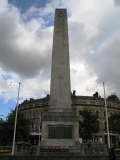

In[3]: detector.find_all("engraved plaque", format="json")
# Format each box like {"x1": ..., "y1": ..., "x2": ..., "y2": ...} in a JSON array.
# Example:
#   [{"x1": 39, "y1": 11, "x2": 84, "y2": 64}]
[{"x1": 48, "y1": 125, "x2": 73, "y2": 139}]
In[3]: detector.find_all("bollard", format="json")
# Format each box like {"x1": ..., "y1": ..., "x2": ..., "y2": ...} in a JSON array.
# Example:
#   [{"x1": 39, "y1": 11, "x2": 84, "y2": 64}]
[
  {"x1": 96, "y1": 144, "x2": 101, "y2": 155},
  {"x1": 36, "y1": 146, "x2": 40, "y2": 155},
  {"x1": 14, "y1": 145, "x2": 17, "y2": 155},
  {"x1": 103, "y1": 145, "x2": 108, "y2": 156},
  {"x1": 20, "y1": 145, "x2": 23, "y2": 155},
  {"x1": 81, "y1": 144, "x2": 85, "y2": 156}
]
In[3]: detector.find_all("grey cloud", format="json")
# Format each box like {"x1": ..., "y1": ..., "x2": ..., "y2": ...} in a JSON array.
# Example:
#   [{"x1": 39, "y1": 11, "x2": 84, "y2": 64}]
[
  {"x1": 113, "y1": 0, "x2": 120, "y2": 6},
  {"x1": 0, "y1": 7, "x2": 52, "y2": 79},
  {"x1": 85, "y1": 32, "x2": 120, "y2": 96},
  {"x1": 69, "y1": 22, "x2": 90, "y2": 61},
  {"x1": 1, "y1": 0, "x2": 120, "y2": 102},
  {"x1": 93, "y1": 10, "x2": 120, "y2": 51}
]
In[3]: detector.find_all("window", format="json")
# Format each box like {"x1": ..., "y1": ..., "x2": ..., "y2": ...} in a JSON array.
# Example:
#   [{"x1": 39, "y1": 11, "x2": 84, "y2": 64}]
[
  {"x1": 95, "y1": 101, "x2": 99, "y2": 105},
  {"x1": 40, "y1": 122, "x2": 42, "y2": 130},
  {"x1": 104, "y1": 121, "x2": 106, "y2": 130},
  {"x1": 78, "y1": 99, "x2": 82, "y2": 104},
  {"x1": 31, "y1": 122, "x2": 34, "y2": 130},
  {"x1": 79, "y1": 110, "x2": 82, "y2": 116},
  {"x1": 26, "y1": 113, "x2": 28, "y2": 118},
  {"x1": 96, "y1": 110, "x2": 99, "y2": 115},
  {"x1": 104, "y1": 111, "x2": 106, "y2": 117},
  {"x1": 87, "y1": 100, "x2": 90, "y2": 104},
  {"x1": 94, "y1": 136, "x2": 98, "y2": 143},
  {"x1": 41, "y1": 112, "x2": 42, "y2": 117},
  {"x1": 39, "y1": 103, "x2": 42, "y2": 106},
  {"x1": 31, "y1": 112, "x2": 35, "y2": 118}
]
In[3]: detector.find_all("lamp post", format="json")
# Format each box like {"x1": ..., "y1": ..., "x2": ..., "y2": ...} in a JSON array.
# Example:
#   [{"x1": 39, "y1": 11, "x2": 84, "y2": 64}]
[
  {"x1": 12, "y1": 82, "x2": 21, "y2": 155},
  {"x1": 37, "y1": 112, "x2": 41, "y2": 155},
  {"x1": 103, "y1": 82, "x2": 110, "y2": 148},
  {"x1": 38, "y1": 112, "x2": 41, "y2": 146}
]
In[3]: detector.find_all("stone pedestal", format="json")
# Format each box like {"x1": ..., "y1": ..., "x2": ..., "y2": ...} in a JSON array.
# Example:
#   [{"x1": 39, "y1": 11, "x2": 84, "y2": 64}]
[{"x1": 41, "y1": 109, "x2": 80, "y2": 151}]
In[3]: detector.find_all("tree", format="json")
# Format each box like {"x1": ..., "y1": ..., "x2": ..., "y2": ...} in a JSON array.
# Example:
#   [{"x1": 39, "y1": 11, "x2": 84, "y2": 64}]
[
  {"x1": 0, "y1": 110, "x2": 31, "y2": 145},
  {"x1": 109, "y1": 113, "x2": 120, "y2": 134},
  {"x1": 0, "y1": 120, "x2": 9, "y2": 146},
  {"x1": 79, "y1": 107, "x2": 100, "y2": 141}
]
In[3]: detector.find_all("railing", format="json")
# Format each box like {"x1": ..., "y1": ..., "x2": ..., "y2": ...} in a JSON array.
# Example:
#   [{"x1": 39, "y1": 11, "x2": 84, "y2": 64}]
[{"x1": 9, "y1": 144, "x2": 113, "y2": 156}]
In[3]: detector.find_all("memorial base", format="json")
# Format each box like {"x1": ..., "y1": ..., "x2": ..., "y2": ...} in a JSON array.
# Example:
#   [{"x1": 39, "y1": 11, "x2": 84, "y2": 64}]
[{"x1": 41, "y1": 109, "x2": 80, "y2": 152}]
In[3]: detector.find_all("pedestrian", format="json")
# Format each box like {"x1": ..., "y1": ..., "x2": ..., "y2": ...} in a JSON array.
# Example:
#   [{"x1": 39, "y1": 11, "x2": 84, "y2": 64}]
[{"x1": 108, "y1": 145, "x2": 116, "y2": 160}]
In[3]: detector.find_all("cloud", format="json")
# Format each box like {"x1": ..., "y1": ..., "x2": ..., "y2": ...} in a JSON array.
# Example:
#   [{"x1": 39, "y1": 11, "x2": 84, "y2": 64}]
[
  {"x1": 113, "y1": 0, "x2": 120, "y2": 6},
  {"x1": 0, "y1": 0, "x2": 54, "y2": 102},
  {"x1": 0, "y1": 69, "x2": 50, "y2": 103},
  {"x1": 0, "y1": 3, "x2": 53, "y2": 78},
  {"x1": 85, "y1": 32, "x2": 120, "y2": 96},
  {"x1": 0, "y1": 0, "x2": 120, "y2": 103},
  {"x1": 63, "y1": 0, "x2": 120, "y2": 97}
]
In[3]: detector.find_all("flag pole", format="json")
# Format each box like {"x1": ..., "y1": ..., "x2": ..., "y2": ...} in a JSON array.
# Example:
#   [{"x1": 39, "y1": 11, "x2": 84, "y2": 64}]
[
  {"x1": 103, "y1": 82, "x2": 110, "y2": 148},
  {"x1": 12, "y1": 82, "x2": 21, "y2": 155}
]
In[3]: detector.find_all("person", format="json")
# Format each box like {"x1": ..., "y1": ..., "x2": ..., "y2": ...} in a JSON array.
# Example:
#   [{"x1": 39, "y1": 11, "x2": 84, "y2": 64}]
[
  {"x1": 29, "y1": 144, "x2": 33, "y2": 155},
  {"x1": 108, "y1": 145, "x2": 116, "y2": 160}
]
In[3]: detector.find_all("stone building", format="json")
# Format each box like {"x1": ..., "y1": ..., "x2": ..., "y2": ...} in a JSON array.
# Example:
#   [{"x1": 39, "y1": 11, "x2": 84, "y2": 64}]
[{"x1": 18, "y1": 91, "x2": 120, "y2": 145}]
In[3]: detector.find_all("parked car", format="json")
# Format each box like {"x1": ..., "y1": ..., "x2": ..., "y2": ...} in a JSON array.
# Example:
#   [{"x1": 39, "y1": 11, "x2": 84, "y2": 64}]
[
  {"x1": 115, "y1": 147, "x2": 120, "y2": 152},
  {"x1": 0, "y1": 149, "x2": 10, "y2": 153}
]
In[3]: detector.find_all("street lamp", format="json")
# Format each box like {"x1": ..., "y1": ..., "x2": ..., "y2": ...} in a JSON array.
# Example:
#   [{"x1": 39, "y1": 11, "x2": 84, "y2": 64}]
[
  {"x1": 38, "y1": 112, "x2": 41, "y2": 146},
  {"x1": 103, "y1": 82, "x2": 110, "y2": 148},
  {"x1": 12, "y1": 82, "x2": 21, "y2": 155},
  {"x1": 36, "y1": 111, "x2": 41, "y2": 155}
]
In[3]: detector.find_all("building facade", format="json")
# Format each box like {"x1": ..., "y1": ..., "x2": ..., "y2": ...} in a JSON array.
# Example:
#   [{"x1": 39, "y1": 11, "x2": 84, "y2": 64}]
[{"x1": 18, "y1": 91, "x2": 120, "y2": 145}]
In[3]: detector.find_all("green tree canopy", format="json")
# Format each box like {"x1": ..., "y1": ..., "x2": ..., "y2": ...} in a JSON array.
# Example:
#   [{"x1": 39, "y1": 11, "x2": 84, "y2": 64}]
[
  {"x1": 79, "y1": 107, "x2": 100, "y2": 141},
  {"x1": 109, "y1": 113, "x2": 120, "y2": 134},
  {"x1": 0, "y1": 120, "x2": 8, "y2": 145},
  {"x1": 0, "y1": 110, "x2": 31, "y2": 145}
]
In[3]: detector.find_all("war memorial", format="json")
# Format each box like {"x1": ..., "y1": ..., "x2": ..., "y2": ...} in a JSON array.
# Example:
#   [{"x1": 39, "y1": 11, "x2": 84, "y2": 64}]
[
  {"x1": 40, "y1": 8, "x2": 80, "y2": 152},
  {"x1": 0, "y1": 8, "x2": 120, "y2": 160}
]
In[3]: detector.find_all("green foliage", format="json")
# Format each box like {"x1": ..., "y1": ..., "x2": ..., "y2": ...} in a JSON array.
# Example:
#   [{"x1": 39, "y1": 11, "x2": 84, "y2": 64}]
[
  {"x1": 0, "y1": 121, "x2": 8, "y2": 145},
  {"x1": 79, "y1": 107, "x2": 100, "y2": 141},
  {"x1": 0, "y1": 110, "x2": 31, "y2": 145},
  {"x1": 109, "y1": 113, "x2": 120, "y2": 134}
]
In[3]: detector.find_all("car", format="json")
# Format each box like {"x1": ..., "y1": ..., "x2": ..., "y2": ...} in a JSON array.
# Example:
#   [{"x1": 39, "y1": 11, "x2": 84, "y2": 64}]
[
  {"x1": 0, "y1": 149, "x2": 10, "y2": 153},
  {"x1": 114, "y1": 146, "x2": 120, "y2": 153}
]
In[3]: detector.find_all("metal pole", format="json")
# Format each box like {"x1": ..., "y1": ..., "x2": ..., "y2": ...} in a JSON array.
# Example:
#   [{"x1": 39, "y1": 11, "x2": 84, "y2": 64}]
[
  {"x1": 38, "y1": 112, "x2": 40, "y2": 146},
  {"x1": 103, "y1": 82, "x2": 110, "y2": 148},
  {"x1": 12, "y1": 82, "x2": 21, "y2": 155}
]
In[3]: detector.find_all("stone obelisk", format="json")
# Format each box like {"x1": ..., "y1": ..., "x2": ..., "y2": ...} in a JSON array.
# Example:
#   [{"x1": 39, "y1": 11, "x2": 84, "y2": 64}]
[
  {"x1": 50, "y1": 9, "x2": 71, "y2": 110},
  {"x1": 41, "y1": 9, "x2": 80, "y2": 152}
]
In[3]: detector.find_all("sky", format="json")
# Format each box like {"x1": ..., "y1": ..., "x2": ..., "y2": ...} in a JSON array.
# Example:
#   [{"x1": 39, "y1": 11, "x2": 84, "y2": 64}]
[{"x1": 0, "y1": 0, "x2": 120, "y2": 119}]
